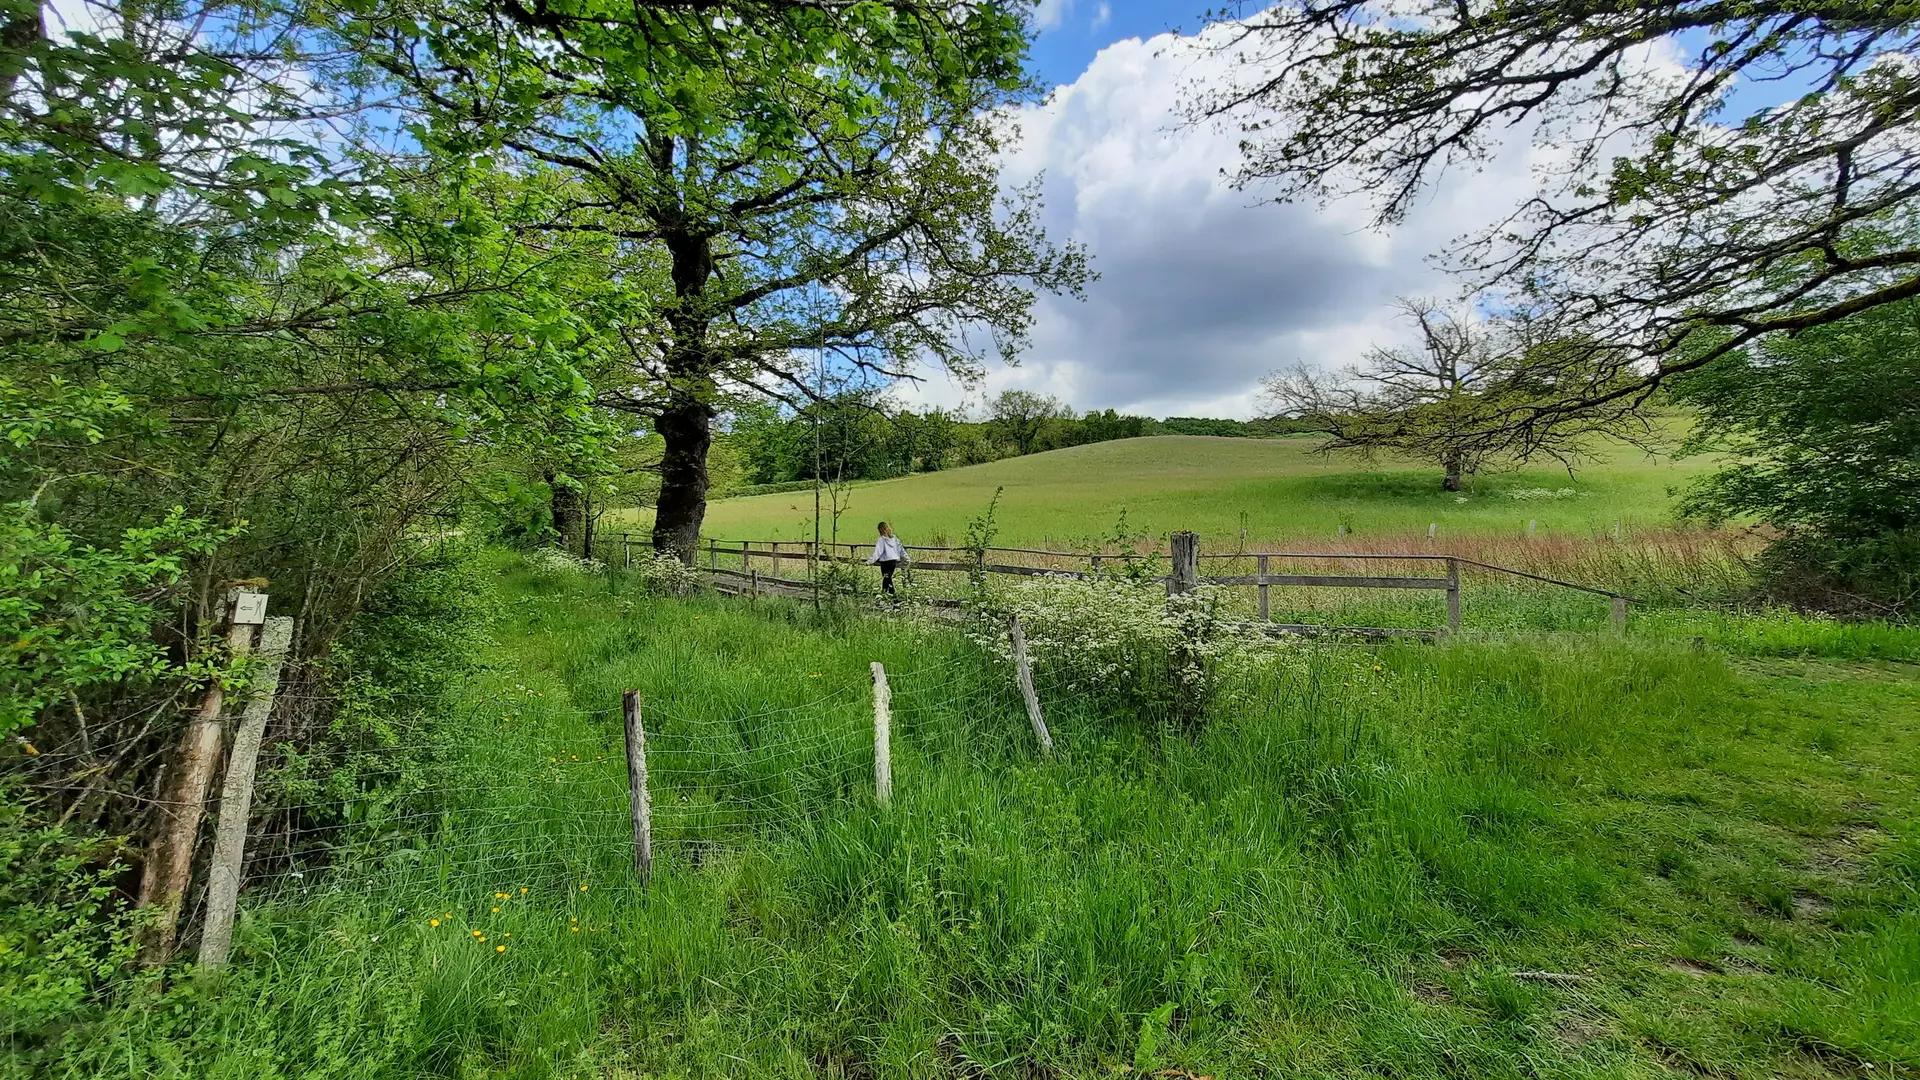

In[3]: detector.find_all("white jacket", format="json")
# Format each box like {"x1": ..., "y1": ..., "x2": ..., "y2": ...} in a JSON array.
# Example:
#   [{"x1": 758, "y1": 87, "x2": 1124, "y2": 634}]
[{"x1": 867, "y1": 535, "x2": 908, "y2": 563}]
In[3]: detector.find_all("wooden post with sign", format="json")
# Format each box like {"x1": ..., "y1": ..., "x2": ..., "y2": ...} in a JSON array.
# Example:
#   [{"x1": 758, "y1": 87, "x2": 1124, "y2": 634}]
[
  {"x1": 200, "y1": 613, "x2": 293, "y2": 969},
  {"x1": 138, "y1": 587, "x2": 265, "y2": 964}
]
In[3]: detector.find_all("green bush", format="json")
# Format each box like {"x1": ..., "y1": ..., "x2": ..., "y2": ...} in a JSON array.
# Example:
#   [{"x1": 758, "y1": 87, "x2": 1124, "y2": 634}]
[{"x1": 0, "y1": 796, "x2": 134, "y2": 1052}]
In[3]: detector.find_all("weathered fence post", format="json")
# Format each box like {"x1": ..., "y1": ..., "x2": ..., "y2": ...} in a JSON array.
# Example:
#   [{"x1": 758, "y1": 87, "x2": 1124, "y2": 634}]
[
  {"x1": 622, "y1": 691, "x2": 652, "y2": 884},
  {"x1": 1446, "y1": 558, "x2": 1462, "y2": 634},
  {"x1": 771, "y1": 542, "x2": 781, "y2": 582},
  {"x1": 749, "y1": 568, "x2": 759, "y2": 600},
  {"x1": 623, "y1": 539, "x2": 632, "y2": 570},
  {"x1": 742, "y1": 542, "x2": 752, "y2": 577},
  {"x1": 1256, "y1": 554, "x2": 1270, "y2": 621},
  {"x1": 1611, "y1": 595, "x2": 1628, "y2": 634},
  {"x1": 1007, "y1": 616, "x2": 1053, "y2": 756},
  {"x1": 708, "y1": 537, "x2": 717, "y2": 571},
  {"x1": 1170, "y1": 531, "x2": 1199, "y2": 595},
  {"x1": 199, "y1": 613, "x2": 293, "y2": 970},
  {"x1": 871, "y1": 663, "x2": 892, "y2": 807},
  {"x1": 137, "y1": 587, "x2": 264, "y2": 965}
]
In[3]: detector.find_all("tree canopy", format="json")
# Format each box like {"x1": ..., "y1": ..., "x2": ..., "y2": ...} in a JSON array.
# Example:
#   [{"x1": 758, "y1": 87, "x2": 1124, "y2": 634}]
[{"x1": 1195, "y1": 0, "x2": 1920, "y2": 441}]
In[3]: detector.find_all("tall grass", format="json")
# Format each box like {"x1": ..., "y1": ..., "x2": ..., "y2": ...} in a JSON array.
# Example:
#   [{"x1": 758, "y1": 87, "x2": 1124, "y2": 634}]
[{"x1": 30, "y1": 558, "x2": 1920, "y2": 1079}]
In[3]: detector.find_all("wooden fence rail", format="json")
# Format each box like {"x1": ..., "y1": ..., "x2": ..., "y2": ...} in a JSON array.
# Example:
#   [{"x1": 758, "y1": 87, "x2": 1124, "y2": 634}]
[{"x1": 601, "y1": 531, "x2": 1634, "y2": 635}]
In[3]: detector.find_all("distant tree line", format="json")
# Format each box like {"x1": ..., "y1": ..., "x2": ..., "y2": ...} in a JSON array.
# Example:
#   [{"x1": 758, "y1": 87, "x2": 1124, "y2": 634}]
[{"x1": 719, "y1": 390, "x2": 1314, "y2": 489}]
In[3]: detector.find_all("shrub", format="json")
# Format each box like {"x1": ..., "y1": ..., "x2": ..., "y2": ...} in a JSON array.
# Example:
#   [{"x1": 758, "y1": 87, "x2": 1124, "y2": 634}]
[
  {"x1": 525, "y1": 546, "x2": 604, "y2": 576},
  {"x1": 974, "y1": 575, "x2": 1289, "y2": 727},
  {"x1": 0, "y1": 796, "x2": 134, "y2": 1051},
  {"x1": 632, "y1": 553, "x2": 704, "y2": 597}
]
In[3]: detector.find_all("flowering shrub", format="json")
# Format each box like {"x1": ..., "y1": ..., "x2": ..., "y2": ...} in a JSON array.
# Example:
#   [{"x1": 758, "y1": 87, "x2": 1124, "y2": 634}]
[
  {"x1": 974, "y1": 575, "x2": 1288, "y2": 727},
  {"x1": 632, "y1": 553, "x2": 703, "y2": 597},
  {"x1": 524, "y1": 546, "x2": 604, "y2": 576}
]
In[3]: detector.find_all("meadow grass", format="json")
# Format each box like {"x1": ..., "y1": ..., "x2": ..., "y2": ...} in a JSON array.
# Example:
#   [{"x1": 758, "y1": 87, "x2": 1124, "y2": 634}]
[
  {"x1": 614, "y1": 435, "x2": 1716, "y2": 550},
  {"x1": 36, "y1": 556, "x2": 1920, "y2": 1079}
]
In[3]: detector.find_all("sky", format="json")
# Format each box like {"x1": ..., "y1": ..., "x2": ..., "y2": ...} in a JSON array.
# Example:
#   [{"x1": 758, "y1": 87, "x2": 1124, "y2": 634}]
[{"x1": 892, "y1": 2, "x2": 1808, "y2": 421}]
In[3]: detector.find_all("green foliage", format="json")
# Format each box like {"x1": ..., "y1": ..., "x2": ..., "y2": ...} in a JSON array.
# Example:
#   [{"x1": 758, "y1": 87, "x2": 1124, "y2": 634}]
[
  {"x1": 266, "y1": 544, "x2": 493, "y2": 831},
  {"x1": 1677, "y1": 299, "x2": 1920, "y2": 613},
  {"x1": 0, "y1": 503, "x2": 229, "y2": 737},
  {"x1": 0, "y1": 795, "x2": 134, "y2": 1051}
]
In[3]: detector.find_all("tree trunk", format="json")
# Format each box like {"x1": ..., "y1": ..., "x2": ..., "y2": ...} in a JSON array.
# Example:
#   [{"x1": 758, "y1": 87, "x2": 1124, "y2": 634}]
[
  {"x1": 1442, "y1": 454, "x2": 1464, "y2": 492},
  {"x1": 547, "y1": 470, "x2": 583, "y2": 552},
  {"x1": 652, "y1": 395, "x2": 712, "y2": 561},
  {"x1": 651, "y1": 222, "x2": 717, "y2": 564}
]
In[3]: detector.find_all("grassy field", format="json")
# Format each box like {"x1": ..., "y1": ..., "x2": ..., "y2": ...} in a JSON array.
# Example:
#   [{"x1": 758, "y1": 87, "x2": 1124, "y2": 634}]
[
  {"x1": 617, "y1": 435, "x2": 1716, "y2": 549},
  {"x1": 42, "y1": 557, "x2": 1920, "y2": 1079}
]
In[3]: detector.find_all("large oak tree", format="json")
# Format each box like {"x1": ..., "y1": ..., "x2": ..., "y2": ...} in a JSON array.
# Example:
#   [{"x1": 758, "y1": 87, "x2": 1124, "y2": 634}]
[{"x1": 345, "y1": 0, "x2": 1090, "y2": 558}]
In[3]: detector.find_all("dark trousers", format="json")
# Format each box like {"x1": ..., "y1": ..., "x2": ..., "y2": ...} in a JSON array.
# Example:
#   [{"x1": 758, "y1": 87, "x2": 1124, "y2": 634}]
[{"x1": 877, "y1": 559, "x2": 899, "y2": 595}]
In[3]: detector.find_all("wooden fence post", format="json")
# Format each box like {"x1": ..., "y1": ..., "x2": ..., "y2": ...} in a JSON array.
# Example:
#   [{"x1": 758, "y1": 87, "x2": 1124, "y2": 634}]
[
  {"x1": 622, "y1": 691, "x2": 652, "y2": 884},
  {"x1": 1256, "y1": 555, "x2": 1270, "y2": 621},
  {"x1": 1008, "y1": 616, "x2": 1053, "y2": 756},
  {"x1": 137, "y1": 588, "x2": 263, "y2": 965},
  {"x1": 871, "y1": 663, "x2": 892, "y2": 807},
  {"x1": 708, "y1": 538, "x2": 717, "y2": 571},
  {"x1": 623, "y1": 540, "x2": 632, "y2": 570},
  {"x1": 1446, "y1": 558, "x2": 1462, "y2": 634},
  {"x1": 199, "y1": 613, "x2": 293, "y2": 970},
  {"x1": 1170, "y1": 531, "x2": 1199, "y2": 595},
  {"x1": 771, "y1": 542, "x2": 781, "y2": 582},
  {"x1": 1611, "y1": 595, "x2": 1628, "y2": 634},
  {"x1": 749, "y1": 568, "x2": 759, "y2": 600}
]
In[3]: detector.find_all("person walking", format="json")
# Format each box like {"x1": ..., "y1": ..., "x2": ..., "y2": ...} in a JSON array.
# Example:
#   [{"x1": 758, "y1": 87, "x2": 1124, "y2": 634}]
[{"x1": 866, "y1": 521, "x2": 908, "y2": 597}]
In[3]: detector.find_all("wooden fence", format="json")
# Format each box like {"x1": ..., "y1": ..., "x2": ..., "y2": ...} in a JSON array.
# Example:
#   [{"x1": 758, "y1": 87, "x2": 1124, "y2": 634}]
[{"x1": 601, "y1": 530, "x2": 1636, "y2": 637}]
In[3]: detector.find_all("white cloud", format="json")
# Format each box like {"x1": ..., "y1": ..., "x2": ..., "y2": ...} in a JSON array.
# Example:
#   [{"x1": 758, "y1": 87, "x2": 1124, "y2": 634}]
[
  {"x1": 1091, "y1": 2, "x2": 1111, "y2": 31},
  {"x1": 902, "y1": 23, "x2": 1670, "y2": 420},
  {"x1": 1032, "y1": 0, "x2": 1072, "y2": 32}
]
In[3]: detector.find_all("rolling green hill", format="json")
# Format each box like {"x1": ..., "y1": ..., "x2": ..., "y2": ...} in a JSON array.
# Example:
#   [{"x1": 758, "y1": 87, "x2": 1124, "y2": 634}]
[{"x1": 619, "y1": 435, "x2": 1713, "y2": 548}]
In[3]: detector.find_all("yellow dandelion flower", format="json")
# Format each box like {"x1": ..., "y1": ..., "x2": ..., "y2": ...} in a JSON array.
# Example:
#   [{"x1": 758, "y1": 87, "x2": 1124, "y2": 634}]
[
  {"x1": 478, "y1": 935, "x2": 487, "y2": 943},
  {"x1": 471, "y1": 930, "x2": 483, "y2": 938},
  {"x1": 570, "y1": 926, "x2": 580, "y2": 933},
  {"x1": 492, "y1": 907, "x2": 501, "y2": 913},
  {"x1": 496, "y1": 945, "x2": 506, "y2": 953},
  {"x1": 503, "y1": 933, "x2": 511, "y2": 938},
  {"x1": 580, "y1": 884, "x2": 589, "y2": 891},
  {"x1": 520, "y1": 887, "x2": 528, "y2": 894},
  {"x1": 495, "y1": 892, "x2": 507, "y2": 899},
  {"x1": 430, "y1": 919, "x2": 441, "y2": 928}
]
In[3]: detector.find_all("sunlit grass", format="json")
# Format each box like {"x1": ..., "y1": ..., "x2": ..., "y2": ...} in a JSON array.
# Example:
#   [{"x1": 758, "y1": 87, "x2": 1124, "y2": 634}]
[
  {"x1": 610, "y1": 434, "x2": 1718, "y2": 551},
  {"x1": 41, "y1": 558, "x2": 1920, "y2": 1079}
]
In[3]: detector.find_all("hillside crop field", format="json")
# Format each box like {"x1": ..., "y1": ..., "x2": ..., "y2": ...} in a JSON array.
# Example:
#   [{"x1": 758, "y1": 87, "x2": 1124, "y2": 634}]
[
  {"x1": 620, "y1": 435, "x2": 1716, "y2": 549},
  {"x1": 42, "y1": 557, "x2": 1920, "y2": 1079}
]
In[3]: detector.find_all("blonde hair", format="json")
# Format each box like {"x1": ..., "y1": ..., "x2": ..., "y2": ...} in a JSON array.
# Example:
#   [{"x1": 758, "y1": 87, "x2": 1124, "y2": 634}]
[{"x1": 877, "y1": 521, "x2": 893, "y2": 536}]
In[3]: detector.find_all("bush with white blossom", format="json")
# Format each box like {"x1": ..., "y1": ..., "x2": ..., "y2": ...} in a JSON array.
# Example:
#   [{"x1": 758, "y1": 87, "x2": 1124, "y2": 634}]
[
  {"x1": 524, "y1": 547, "x2": 603, "y2": 576},
  {"x1": 973, "y1": 574, "x2": 1290, "y2": 726},
  {"x1": 632, "y1": 552, "x2": 704, "y2": 597}
]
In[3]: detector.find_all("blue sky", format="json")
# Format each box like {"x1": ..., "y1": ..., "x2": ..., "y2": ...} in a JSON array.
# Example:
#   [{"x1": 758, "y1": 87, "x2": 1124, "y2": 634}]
[{"x1": 1027, "y1": 0, "x2": 1207, "y2": 89}]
